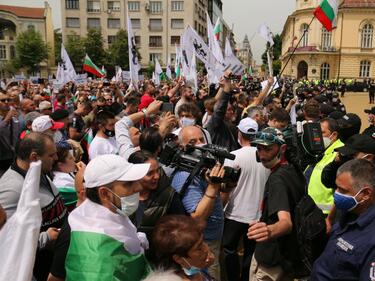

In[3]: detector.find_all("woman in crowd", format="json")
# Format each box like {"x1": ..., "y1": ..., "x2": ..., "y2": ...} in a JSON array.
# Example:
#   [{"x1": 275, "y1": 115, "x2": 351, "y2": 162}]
[{"x1": 152, "y1": 215, "x2": 216, "y2": 281}]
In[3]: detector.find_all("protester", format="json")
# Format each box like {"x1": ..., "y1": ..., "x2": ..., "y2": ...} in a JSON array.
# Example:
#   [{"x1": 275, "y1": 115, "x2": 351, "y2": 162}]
[{"x1": 363, "y1": 106, "x2": 375, "y2": 137}]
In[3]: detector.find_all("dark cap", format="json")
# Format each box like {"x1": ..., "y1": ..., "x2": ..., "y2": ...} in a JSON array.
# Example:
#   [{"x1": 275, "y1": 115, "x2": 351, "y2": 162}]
[
  {"x1": 329, "y1": 111, "x2": 345, "y2": 120},
  {"x1": 364, "y1": 106, "x2": 375, "y2": 115},
  {"x1": 339, "y1": 113, "x2": 361, "y2": 129},
  {"x1": 336, "y1": 134, "x2": 375, "y2": 156},
  {"x1": 51, "y1": 109, "x2": 69, "y2": 121}
]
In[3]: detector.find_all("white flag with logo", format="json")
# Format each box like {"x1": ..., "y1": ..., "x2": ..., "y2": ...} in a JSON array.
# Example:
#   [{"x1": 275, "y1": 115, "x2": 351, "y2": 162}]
[
  {"x1": 127, "y1": 12, "x2": 141, "y2": 88},
  {"x1": 257, "y1": 24, "x2": 274, "y2": 47},
  {"x1": 224, "y1": 37, "x2": 245, "y2": 75},
  {"x1": 61, "y1": 43, "x2": 77, "y2": 82}
]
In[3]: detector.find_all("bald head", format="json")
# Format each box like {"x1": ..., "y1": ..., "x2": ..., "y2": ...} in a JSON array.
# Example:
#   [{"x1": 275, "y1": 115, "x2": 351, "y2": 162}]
[
  {"x1": 21, "y1": 98, "x2": 36, "y2": 113},
  {"x1": 179, "y1": 126, "x2": 206, "y2": 147}
]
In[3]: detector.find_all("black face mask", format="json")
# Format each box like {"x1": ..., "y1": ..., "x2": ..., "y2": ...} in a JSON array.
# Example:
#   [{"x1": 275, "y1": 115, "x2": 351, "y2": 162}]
[{"x1": 104, "y1": 128, "x2": 115, "y2": 137}]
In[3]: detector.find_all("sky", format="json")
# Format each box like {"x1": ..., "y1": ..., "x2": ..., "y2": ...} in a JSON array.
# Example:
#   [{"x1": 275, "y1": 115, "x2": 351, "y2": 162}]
[{"x1": 3, "y1": 0, "x2": 295, "y2": 64}]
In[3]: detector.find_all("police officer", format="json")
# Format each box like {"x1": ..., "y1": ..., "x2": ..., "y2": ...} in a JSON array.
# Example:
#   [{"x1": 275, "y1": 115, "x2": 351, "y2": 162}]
[{"x1": 312, "y1": 159, "x2": 375, "y2": 280}]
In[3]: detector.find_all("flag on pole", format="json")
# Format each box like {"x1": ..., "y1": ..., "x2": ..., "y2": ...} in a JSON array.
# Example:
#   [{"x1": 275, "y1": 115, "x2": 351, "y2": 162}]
[
  {"x1": 186, "y1": 53, "x2": 197, "y2": 92},
  {"x1": 83, "y1": 54, "x2": 106, "y2": 77},
  {"x1": 224, "y1": 37, "x2": 245, "y2": 75},
  {"x1": 257, "y1": 24, "x2": 274, "y2": 47},
  {"x1": 0, "y1": 161, "x2": 42, "y2": 281},
  {"x1": 61, "y1": 43, "x2": 77, "y2": 82},
  {"x1": 314, "y1": 0, "x2": 338, "y2": 31},
  {"x1": 101, "y1": 65, "x2": 107, "y2": 77},
  {"x1": 214, "y1": 17, "x2": 222, "y2": 41},
  {"x1": 267, "y1": 50, "x2": 273, "y2": 77},
  {"x1": 115, "y1": 67, "x2": 123, "y2": 83},
  {"x1": 207, "y1": 12, "x2": 224, "y2": 62},
  {"x1": 249, "y1": 65, "x2": 254, "y2": 76},
  {"x1": 154, "y1": 58, "x2": 163, "y2": 86},
  {"x1": 166, "y1": 55, "x2": 172, "y2": 80},
  {"x1": 127, "y1": 12, "x2": 141, "y2": 88}
]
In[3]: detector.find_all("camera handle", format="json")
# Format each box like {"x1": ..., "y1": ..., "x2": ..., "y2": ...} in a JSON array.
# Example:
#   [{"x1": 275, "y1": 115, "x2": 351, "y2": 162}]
[{"x1": 179, "y1": 159, "x2": 206, "y2": 199}]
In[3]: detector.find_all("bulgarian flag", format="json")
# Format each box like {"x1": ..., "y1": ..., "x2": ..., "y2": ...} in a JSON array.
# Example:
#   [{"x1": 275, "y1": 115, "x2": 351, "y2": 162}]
[
  {"x1": 214, "y1": 18, "x2": 222, "y2": 41},
  {"x1": 65, "y1": 199, "x2": 150, "y2": 281},
  {"x1": 314, "y1": 0, "x2": 338, "y2": 31},
  {"x1": 83, "y1": 54, "x2": 106, "y2": 77}
]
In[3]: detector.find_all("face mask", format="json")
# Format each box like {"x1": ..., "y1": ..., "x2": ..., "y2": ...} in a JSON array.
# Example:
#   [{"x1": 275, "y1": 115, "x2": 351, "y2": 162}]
[
  {"x1": 182, "y1": 258, "x2": 202, "y2": 277},
  {"x1": 180, "y1": 117, "x2": 196, "y2": 127},
  {"x1": 333, "y1": 189, "x2": 364, "y2": 211},
  {"x1": 323, "y1": 133, "x2": 333, "y2": 149},
  {"x1": 107, "y1": 188, "x2": 140, "y2": 217},
  {"x1": 104, "y1": 128, "x2": 115, "y2": 137}
]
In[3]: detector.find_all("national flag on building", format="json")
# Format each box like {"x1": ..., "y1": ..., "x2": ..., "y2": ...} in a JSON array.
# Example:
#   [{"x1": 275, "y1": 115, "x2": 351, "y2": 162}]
[
  {"x1": 314, "y1": 0, "x2": 338, "y2": 31},
  {"x1": 83, "y1": 55, "x2": 106, "y2": 77}
]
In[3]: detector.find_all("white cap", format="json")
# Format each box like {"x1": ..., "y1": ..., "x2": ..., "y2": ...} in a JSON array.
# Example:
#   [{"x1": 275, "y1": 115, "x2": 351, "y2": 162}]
[
  {"x1": 32, "y1": 115, "x2": 64, "y2": 132},
  {"x1": 237, "y1": 117, "x2": 258, "y2": 134},
  {"x1": 84, "y1": 154, "x2": 151, "y2": 188},
  {"x1": 39, "y1": 101, "x2": 52, "y2": 111}
]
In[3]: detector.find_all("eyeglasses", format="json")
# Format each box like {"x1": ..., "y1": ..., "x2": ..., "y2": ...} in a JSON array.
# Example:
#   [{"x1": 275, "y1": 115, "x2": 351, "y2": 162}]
[{"x1": 255, "y1": 132, "x2": 284, "y2": 144}]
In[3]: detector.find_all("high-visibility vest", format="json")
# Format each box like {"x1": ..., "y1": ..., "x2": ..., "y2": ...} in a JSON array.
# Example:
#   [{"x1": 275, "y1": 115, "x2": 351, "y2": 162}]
[{"x1": 307, "y1": 139, "x2": 344, "y2": 214}]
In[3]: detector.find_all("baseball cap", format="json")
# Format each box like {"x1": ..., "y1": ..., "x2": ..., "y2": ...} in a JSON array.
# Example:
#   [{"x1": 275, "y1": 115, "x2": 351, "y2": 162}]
[
  {"x1": 51, "y1": 109, "x2": 69, "y2": 121},
  {"x1": 237, "y1": 117, "x2": 258, "y2": 135},
  {"x1": 251, "y1": 127, "x2": 285, "y2": 146},
  {"x1": 39, "y1": 101, "x2": 52, "y2": 111},
  {"x1": 32, "y1": 115, "x2": 64, "y2": 132},
  {"x1": 84, "y1": 154, "x2": 151, "y2": 188},
  {"x1": 364, "y1": 106, "x2": 375, "y2": 115},
  {"x1": 336, "y1": 134, "x2": 375, "y2": 156},
  {"x1": 24, "y1": 111, "x2": 42, "y2": 124}
]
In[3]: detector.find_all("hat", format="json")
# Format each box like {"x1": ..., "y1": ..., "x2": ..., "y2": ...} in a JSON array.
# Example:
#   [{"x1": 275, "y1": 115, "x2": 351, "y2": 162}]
[
  {"x1": 24, "y1": 111, "x2": 42, "y2": 124},
  {"x1": 329, "y1": 111, "x2": 345, "y2": 120},
  {"x1": 237, "y1": 117, "x2": 258, "y2": 135},
  {"x1": 339, "y1": 113, "x2": 361, "y2": 129},
  {"x1": 84, "y1": 154, "x2": 151, "y2": 188},
  {"x1": 32, "y1": 115, "x2": 64, "y2": 132},
  {"x1": 336, "y1": 134, "x2": 375, "y2": 156},
  {"x1": 51, "y1": 109, "x2": 69, "y2": 121},
  {"x1": 364, "y1": 106, "x2": 375, "y2": 115},
  {"x1": 251, "y1": 127, "x2": 285, "y2": 146},
  {"x1": 39, "y1": 101, "x2": 52, "y2": 111}
]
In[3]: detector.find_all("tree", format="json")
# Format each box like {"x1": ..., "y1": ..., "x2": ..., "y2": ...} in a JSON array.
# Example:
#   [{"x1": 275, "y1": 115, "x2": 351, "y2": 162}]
[
  {"x1": 107, "y1": 29, "x2": 129, "y2": 69},
  {"x1": 14, "y1": 28, "x2": 49, "y2": 74},
  {"x1": 84, "y1": 29, "x2": 107, "y2": 66},
  {"x1": 54, "y1": 29, "x2": 62, "y2": 65},
  {"x1": 65, "y1": 32, "x2": 85, "y2": 68},
  {"x1": 261, "y1": 34, "x2": 282, "y2": 76}
]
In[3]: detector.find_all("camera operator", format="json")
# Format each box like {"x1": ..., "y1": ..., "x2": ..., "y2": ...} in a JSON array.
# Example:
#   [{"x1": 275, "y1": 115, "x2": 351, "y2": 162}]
[{"x1": 171, "y1": 125, "x2": 225, "y2": 280}]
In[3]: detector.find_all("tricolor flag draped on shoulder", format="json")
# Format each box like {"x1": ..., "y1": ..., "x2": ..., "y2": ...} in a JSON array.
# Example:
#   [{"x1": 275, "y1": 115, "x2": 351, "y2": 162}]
[{"x1": 314, "y1": 0, "x2": 338, "y2": 31}]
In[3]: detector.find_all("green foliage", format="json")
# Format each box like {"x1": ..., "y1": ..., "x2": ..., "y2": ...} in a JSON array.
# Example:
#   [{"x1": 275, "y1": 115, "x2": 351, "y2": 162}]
[
  {"x1": 14, "y1": 28, "x2": 49, "y2": 74},
  {"x1": 145, "y1": 62, "x2": 154, "y2": 78},
  {"x1": 84, "y1": 29, "x2": 107, "y2": 66},
  {"x1": 65, "y1": 32, "x2": 85, "y2": 67},
  {"x1": 107, "y1": 29, "x2": 129, "y2": 69},
  {"x1": 54, "y1": 29, "x2": 62, "y2": 64}
]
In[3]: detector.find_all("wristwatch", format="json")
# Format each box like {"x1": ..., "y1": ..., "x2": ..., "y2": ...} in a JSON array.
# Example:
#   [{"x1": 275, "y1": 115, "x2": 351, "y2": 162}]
[{"x1": 141, "y1": 108, "x2": 148, "y2": 118}]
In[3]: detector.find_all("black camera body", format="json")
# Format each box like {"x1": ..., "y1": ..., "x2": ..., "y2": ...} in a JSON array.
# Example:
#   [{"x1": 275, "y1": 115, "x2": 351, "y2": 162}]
[{"x1": 159, "y1": 142, "x2": 241, "y2": 184}]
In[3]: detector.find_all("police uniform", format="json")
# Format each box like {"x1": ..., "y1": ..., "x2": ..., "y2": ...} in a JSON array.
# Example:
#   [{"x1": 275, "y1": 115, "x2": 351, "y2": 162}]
[{"x1": 311, "y1": 204, "x2": 375, "y2": 280}]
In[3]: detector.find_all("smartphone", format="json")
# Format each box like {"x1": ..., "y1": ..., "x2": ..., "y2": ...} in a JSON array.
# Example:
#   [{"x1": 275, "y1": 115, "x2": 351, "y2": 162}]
[{"x1": 160, "y1": 102, "x2": 174, "y2": 112}]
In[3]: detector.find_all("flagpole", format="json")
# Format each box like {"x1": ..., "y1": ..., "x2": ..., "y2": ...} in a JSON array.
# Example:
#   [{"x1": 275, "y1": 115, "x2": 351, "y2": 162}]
[{"x1": 269, "y1": 16, "x2": 315, "y2": 93}]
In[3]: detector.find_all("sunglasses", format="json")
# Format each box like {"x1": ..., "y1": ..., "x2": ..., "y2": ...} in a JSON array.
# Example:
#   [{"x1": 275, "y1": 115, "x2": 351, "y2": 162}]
[{"x1": 255, "y1": 132, "x2": 284, "y2": 144}]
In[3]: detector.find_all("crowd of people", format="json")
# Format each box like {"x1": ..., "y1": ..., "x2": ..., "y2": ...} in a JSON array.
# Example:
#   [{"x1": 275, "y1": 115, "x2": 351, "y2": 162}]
[{"x1": 0, "y1": 70, "x2": 375, "y2": 281}]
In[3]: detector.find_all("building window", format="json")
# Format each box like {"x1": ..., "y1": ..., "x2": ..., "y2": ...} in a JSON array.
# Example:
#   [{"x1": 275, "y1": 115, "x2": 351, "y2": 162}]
[
  {"x1": 0, "y1": 45, "x2": 6, "y2": 59},
  {"x1": 108, "y1": 18, "x2": 120, "y2": 29},
  {"x1": 107, "y1": 1, "x2": 120, "y2": 11},
  {"x1": 66, "y1": 0, "x2": 79, "y2": 9},
  {"x1": 149, "y1": 53, "x2": 162, "y2": 62},
  {"x1": 66, "y1": 18, "x2": 80, "y2": 28},
  {"x1": 87, "y1": 18, "x2": 101, "y2": 29},
  {"x1": 87, "y1": 1, "x2": 101, "y2": 12},
  {"x1": 320, "y1": 63, "x2": 330, "y2": 80},
  {"x1": 360, "y1": 60, "x2": 371, "y2": 77},
  {"x1": 170, "y1": 36, "x2": 180, "y2": 45},
  {"x1": 171, "y1": 19, "x2": 184, "y2": 29},
  {"x1": 150, "y1": 1, "x2": 162, "y2": 14},
  {"x1": 128, "y1": 1, "x2": 140, "y2": 11},
  {"x1": 361, "y1": 24, "x2": 373, "y2": 49},
  {"x1": 149, "y1": 19, "x2": 162, "y2": 31},
  {"x1": 108, "y1": 35, "x2": 117, "y2": 44},
  {"x1": 131, "y1": 18, "x2": 141, "y2": 29},
  {"x1": 301, "y1": 23, "x2": 309, "y2": 47},
  {"x1": 135, "y1": 36, "x2": 141, "y2": 45},
  {"x1": 149, "y1": 36, "x2": 162, "y2": 47},
  {"x1": 171, "y1": 1, "x2": 184, "y2": 11},
  {"x1": 321, "y1": 28, "x2": 331, "y2": 49}
]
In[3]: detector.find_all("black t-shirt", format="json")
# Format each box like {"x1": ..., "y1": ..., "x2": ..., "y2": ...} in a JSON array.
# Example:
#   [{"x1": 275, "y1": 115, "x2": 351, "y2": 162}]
[
  {"x1": 69, "y1": 113, "x2": 85, "y2": 133},
  {"x1": 254, "y1": 163, "x2": 305, "y2": 272}
]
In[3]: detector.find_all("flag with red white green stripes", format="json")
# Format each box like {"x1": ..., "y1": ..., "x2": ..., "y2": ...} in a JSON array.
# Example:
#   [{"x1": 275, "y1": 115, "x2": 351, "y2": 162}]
[
  {"x1": 314, "y1": 0, "x2": 338, "y2": 31},
  {"x1": 83, "y1": 54, "x2": 106, "y2": 77}
]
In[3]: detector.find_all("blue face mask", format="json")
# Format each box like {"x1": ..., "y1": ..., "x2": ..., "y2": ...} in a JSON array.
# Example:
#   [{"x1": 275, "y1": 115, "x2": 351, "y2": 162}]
[
  {"x1": 333, "y1": 189, "x2": 364, "y2": 211},
  {"x1": 182, "y1": 258, "x2": 202, "y2": 277}
]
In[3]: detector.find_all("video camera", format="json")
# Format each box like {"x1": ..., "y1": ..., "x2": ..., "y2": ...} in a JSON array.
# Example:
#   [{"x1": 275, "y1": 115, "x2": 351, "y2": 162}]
[{"x1": 159, "y1": 142, "x2": 241, "y2": 184}]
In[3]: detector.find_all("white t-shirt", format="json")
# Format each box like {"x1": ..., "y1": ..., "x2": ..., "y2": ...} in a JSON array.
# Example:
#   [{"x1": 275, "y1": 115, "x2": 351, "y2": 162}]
[
  {"x1": 224, "y1": 146, "x2": 270, "y2": 224},
  {"x1": 89, "y1": 135, "x2": 119, "y2": 160}
]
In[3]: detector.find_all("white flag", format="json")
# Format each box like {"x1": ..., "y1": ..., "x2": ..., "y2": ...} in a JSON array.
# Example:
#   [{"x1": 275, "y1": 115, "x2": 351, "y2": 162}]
[
  {"x1": 207, "y1": 13, "x2": 224, "y2": 63},
  {"x1": 61, "y1": 43, "x2": 77, "y2": 82},
  {"x1": 186, "y1": 53, "x2": 197, "y2": 92},
  {"x1": 257, "y1": 24, "x2": 274, "y2": 46},
  {"x1": 154, "y1": 58, "x2": 163, "y2": 86},
  {"x1": 115, "y1": 66, "x2": 123, "y2": 83},
  {"x1": 224, "y1": 37, "x2": 245, "y2": 75},
  {"x1": 166, "y1": 55, "x2": 172, "y2": 80},
  {"x1": 0, "y1": 161, "x2": 42, "y2": 281},
  {"x1": 127, "y1": 12, "x2": 140, "y2": 88}
]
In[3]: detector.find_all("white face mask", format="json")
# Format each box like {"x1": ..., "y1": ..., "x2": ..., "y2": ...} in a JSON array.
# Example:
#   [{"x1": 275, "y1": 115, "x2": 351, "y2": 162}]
[
  {"x1": 107, "y1": 188, "x2": 140, "y2": 217},
  {"x1": 323, "y1": 133, "x2": 333, "y2": 149},
  {"x1": 180, "y1": 117, "x2": 196, "y2": 127}
]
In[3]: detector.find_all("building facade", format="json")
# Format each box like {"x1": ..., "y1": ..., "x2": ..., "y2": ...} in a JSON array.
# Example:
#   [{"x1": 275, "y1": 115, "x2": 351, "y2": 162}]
[
  {"x1": 281, "y1": 0, "x2": 375, "y2": 80},
  {"x1": 0, "y1": 3, "x2": 55, "y2": 78},
  {"x1": 237, "y1": 34, "x2": 254, "y2": 69},
  {"x1": 61, "y1": 0, "x2": 215, "y2": 68}
]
